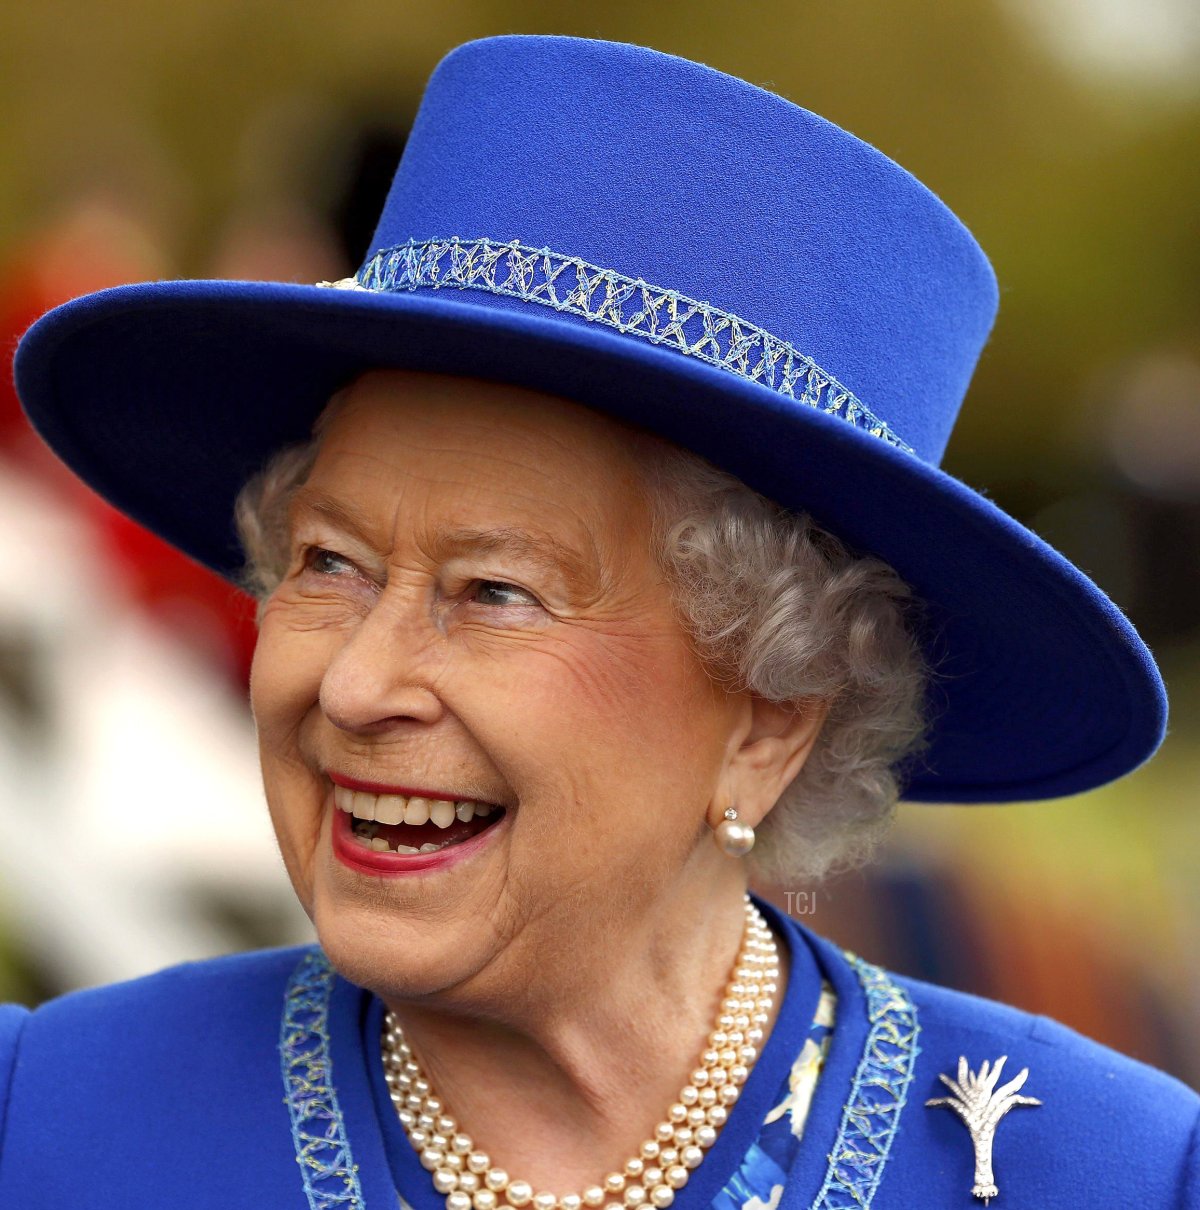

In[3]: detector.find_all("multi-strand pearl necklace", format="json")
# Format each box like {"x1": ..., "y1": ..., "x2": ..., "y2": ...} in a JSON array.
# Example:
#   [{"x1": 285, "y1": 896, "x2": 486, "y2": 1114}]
[{"x1": 382, "y1": 895, "x2": 779, "y2": 1210}]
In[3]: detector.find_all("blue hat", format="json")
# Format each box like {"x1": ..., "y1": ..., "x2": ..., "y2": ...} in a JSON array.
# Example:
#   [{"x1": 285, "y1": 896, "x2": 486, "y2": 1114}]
[{"x1": 12, "y1": 34, "x2": 1165, "y2": 803}]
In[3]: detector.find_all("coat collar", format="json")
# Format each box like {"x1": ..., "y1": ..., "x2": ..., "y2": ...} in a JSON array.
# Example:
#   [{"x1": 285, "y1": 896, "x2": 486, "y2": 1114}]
[{"x1": 278, "y1": 897, "x2": 920, "y2": 1210}]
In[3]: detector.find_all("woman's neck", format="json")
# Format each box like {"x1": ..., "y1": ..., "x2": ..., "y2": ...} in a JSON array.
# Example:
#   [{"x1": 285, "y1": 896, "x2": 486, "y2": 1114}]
[{"x1": 380, "y1": 885, "x2": 791, "y2": 1194}]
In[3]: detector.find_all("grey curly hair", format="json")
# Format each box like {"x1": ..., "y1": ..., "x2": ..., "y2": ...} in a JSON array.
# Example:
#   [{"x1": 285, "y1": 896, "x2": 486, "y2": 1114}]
[{"x1": 235, "y1": 396, "x2": 929, "y2": 884}]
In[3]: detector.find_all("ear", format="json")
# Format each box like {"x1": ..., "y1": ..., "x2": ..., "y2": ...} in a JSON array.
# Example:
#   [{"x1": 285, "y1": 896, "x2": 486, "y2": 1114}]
[{"x1": 710, "y1": 695, "x2": 828, "y2": 828}]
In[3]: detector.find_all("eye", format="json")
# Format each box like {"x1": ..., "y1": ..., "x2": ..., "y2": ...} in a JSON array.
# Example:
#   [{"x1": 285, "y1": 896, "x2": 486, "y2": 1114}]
[
  {"x1": 472, "y1": 580, "x2": 540, "y2": 607},
  {"x1": 302, "y1": 546, "x2": 359, "y2": 577}
]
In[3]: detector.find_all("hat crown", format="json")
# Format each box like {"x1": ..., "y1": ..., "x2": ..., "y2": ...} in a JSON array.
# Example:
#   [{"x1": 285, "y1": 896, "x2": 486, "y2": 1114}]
[{"x1": 368, "y1": 35, "x2": 998, "y2": 464}]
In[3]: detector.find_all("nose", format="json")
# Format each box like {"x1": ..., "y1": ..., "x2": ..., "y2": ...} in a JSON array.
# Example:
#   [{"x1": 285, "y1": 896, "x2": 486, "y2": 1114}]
[{"x1": 319, "y1": 593, "x2": 445, "y2": 735}]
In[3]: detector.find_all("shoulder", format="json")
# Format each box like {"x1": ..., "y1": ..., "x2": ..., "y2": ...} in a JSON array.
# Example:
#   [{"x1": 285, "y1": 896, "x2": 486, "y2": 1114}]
[
  {"x1": 15, "y1": 943, "x2": 310, "y2": 1031},
  {"x1": 0, "y1": 946, "x2": 320, "y2": 1205},
  {"x1": 2, "y1": 945, "x2": 312, "y2": 1074},
  {"x1": 888, "y1": 968, "x2": 1200, "y2": 1207},
  {"x1": 0, "y1": 1004, "x2": 29, "y2": 1152},
  {"x1": 900, "y1": 968, "x2": 1199, "y2": 1117},
  {"x1": 2, "y1": 944, "x2": 314, "y2": 1091},
  {"x1": 786, "y1": 916, "x2": 1199, "y2": 1207}
]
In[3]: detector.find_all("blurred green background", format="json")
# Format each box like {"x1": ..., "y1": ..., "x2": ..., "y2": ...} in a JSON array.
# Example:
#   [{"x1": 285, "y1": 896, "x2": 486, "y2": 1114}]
[{"x1": 1, "y1": 1, "x2": 1197, "y2": 1085}]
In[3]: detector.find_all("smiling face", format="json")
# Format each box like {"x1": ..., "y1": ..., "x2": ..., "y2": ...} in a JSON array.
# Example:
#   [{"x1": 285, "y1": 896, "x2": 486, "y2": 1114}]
[{"x1": 251, "y1": 369, "x2": 753, "y2": 1003}]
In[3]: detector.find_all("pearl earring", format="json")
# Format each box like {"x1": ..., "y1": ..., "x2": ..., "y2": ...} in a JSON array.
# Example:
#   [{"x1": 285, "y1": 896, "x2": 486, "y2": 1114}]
[{"x1": 713, "y1": 805, "x2": 755, "y2": 857}]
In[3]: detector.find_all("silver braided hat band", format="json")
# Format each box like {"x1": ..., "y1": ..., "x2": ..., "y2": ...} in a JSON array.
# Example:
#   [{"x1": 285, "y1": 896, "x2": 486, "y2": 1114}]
[{"x1": 319, "y1": 236, "x2": 914, "y2": 455}]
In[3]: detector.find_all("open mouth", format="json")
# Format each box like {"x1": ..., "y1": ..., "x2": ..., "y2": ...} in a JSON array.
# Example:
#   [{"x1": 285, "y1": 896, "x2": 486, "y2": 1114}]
[{"x1": 333, "y1": 785, "x2": 506, "y2": 855}]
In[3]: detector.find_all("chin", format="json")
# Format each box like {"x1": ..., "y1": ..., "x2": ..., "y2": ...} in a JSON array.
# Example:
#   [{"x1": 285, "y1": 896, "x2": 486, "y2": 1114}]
[{"x1": 310, "y1": 892, "x2": 487, "y2": 1002}]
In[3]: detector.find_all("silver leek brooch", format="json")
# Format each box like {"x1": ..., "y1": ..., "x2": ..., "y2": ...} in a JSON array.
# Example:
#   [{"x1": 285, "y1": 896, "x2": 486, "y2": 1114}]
[{"x1": 926, "y1": 1055, "x2": 1042, "y2": 1204}]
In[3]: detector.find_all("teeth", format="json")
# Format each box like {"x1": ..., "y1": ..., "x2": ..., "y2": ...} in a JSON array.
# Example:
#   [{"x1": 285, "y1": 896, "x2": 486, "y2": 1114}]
[
  {"x1": 349, "y1": 826, "x2": 465, "y2": 856},
  {"x1": 429, "y1": 800, "x2": 455, "y2": 829},
  {"x1": 375, "y1": 795, "x2": 405, "y2": 825},
  {"x1": 404, "y1": 798, "x2": 430, "y2": 825},
  {"x1": 333, "y1": 784, "x2": 501, "y2": 824}
]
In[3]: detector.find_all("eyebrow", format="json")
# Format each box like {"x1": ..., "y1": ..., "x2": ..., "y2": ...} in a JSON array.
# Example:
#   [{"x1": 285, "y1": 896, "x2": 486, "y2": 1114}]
[
  {"x1": 289, "y1": 487, "x2": 594, "y2": 584},
  {"x1": 434, "y1": 525, "x2": 594, "y2": 585},
  {"x1": 289, "y1": 487, "x2": 381, "y2": 549}
]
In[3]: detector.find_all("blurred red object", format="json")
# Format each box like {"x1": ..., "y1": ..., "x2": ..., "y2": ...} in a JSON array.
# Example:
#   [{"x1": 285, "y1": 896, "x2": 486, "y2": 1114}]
[{"x1": 1, "y1": 200, "x2": 258, "y2": 687}]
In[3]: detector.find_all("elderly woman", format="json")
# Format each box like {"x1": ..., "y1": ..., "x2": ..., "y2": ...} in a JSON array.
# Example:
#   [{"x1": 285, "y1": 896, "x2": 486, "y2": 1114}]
[{"x1": 2, "y1": 34, "x2": 1197, "y2": 1210}]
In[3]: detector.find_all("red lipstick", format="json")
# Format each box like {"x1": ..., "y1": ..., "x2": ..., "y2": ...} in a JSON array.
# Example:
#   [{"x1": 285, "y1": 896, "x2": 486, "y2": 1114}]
[{"x1": 330, "y1": 807, "x2": 504, "y2": 876}]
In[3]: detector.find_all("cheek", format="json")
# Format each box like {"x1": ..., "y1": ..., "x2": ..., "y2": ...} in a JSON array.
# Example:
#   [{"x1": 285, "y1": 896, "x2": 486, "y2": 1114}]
[
  {"x1": 453, "y1": 623, "x2": 724, "y2": 824},
  {"x1": 249, "y1": 598, "x2": 339, "y2": 741},
  {"x1": 249, "y1": 606, "x2": 339, "y2": 874},
  {"x1": 559, "y1": 621, "x2": 723, "y2": 751}
]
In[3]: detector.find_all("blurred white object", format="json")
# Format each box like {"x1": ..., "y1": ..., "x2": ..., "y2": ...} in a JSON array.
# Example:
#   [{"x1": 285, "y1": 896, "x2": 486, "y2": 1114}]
[
  {"x1": 1104, "y1": 353, "x2": 1200, "y2": 500},
  {"x1": 0, "y1": 461, "x2": 312, "y2": 993},
  {"x1": 1004, "y1": 0, "x2": 1200, "y2": 88}
]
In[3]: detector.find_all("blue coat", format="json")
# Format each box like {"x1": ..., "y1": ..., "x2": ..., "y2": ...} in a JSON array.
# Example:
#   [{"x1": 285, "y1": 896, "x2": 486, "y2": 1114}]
[{"x1": 1, "y1": 896, "x2": 1196, "y2": 1208}]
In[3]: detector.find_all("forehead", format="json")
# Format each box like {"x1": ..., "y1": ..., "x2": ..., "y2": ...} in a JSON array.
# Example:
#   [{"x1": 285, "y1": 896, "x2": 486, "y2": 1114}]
[{"x1": 298, "y1": 369, "x2": 655, "y2": 552}]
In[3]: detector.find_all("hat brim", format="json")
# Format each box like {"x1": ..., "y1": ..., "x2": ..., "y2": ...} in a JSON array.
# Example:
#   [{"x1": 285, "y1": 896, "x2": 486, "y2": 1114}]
[{"x1": 14, "y1": 278, "x2": 1166, "y2": 803}]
